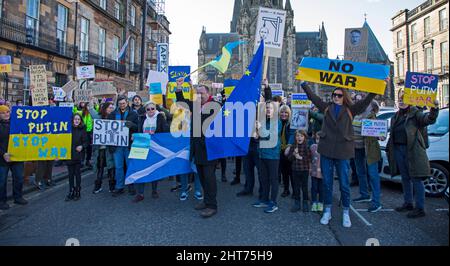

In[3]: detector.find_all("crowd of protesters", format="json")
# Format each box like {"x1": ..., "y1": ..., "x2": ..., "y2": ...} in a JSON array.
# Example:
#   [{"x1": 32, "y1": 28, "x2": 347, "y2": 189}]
[{"x1": 0, "y1": 74, "x2": 440, "y2": 227}]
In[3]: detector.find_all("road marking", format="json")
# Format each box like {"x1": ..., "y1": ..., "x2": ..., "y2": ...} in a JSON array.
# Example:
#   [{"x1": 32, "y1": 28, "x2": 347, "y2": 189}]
[
  {"x1": 350, "y1": 205, "x2": 372, "y2": 226},
  {"x1": 435, "y1": 208, "x2": 449, "y2": 212},
  {"x1": 355, "y1": 209, "x2": 395, "y2": 212}
]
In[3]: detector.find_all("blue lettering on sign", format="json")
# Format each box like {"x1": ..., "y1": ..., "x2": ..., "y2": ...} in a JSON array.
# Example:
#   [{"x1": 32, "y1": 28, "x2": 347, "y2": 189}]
[
  {"x1": 13, "y1": 136, "x2": 19, "y2": 147},
  {"x1": 38, "y1": 148, "x2": 48, "y2": 158},
  {"x1": 60, "y1": 148, "x2": 67, "y2": 158},
  {"x1": 50, "y1": 147, "x2": 58, "y2": 157},
  {"x1": 32, "y1": 136, "x2": 40, "y2": 146}
]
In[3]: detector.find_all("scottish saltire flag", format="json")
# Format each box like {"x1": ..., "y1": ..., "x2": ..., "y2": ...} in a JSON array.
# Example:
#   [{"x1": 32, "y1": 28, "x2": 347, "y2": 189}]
[
  {"x1": 199, "y1": 41, "x2": 245, "y2": 73},
  {"x1": 125, "y1": 133, "x2": 193, "y2": 185},
  {"x1": 205, "y1": 41, "x2": 264, "y2": 161},
  {"x1": 117, "y1": 36, "x2": 131, "y2": 63}
]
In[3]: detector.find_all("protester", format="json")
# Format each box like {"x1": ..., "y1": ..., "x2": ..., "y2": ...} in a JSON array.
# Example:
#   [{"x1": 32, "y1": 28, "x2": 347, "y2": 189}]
[
  {"x1": 0, "y1": 105, "x2": 28, "y2": 210},
  {"x1": 253, "y1": 100, "x2": 282, "y2": 213},
  {"x1": 133, "y1": 101, "x2": 169, "y2": 203},
  {"x1": 387, "y1": 89, "x2": 439, "y2": 218},
  {"x1": 310, "y1": 132, "x2": 323, "y2": 212},
  {"x1": 230, "y1": 157, "x2": 242, "y2": 186},
  {"x1": 175, "y1": 77, "x2": 218, "y2": 218},
  {"x1": 279, "y1": 105, "x2": 295, "y2": 197},
  {"x1": 285, "y1": 130, "x2": 312, "y2": 212},
  {"x1": 15, "y1": 99, "x2": 23, "y2": 106},
  {"x1": 91, "y1": 101, "x2": 116, "y2": 194},
  {"x1": 301, "y1": 81, "x2": 376, "y2": 228},
  {"x1": 65, "y1": 114, "x2": 88, "y2": 201},
  {"x1": 109, "y1": 95, "x2": 139, "y2": 197},
  {"x1": 74, "y1": 102, "x2": 94, "y2": 168}
]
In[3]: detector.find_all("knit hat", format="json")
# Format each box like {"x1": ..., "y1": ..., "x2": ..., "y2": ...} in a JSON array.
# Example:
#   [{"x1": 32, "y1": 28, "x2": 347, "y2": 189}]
[{"x1": 0, "y1": 105, "x2": 10, "y2": 113}]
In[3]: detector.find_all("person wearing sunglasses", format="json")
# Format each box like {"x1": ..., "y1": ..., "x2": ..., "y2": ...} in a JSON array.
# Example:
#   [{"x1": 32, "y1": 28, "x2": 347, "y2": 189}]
[
  {"x1": 300, "y1": 81, "x2": 376, "y2": 228},
  {"x1": 132, "y1": 102, "x2": 170, "y2": 203}
]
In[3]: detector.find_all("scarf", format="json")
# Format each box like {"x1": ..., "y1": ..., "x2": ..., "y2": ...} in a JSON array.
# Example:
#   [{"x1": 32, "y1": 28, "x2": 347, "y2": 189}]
[{"x1": 143, "y1": 111, "x2": 160, "y2": 134}]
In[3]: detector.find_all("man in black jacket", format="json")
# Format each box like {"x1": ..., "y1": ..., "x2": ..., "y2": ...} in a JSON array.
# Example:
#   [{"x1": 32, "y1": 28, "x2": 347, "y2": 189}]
[
  {"x1": 108, "y1": 95, "x2": 139, "y2": 197},
  {"x1": 175, "y1": 77, "x2": 219, "y2": 218},
  {"x1": 0, "y1": 105, "x2": 28, "y2": 210}
]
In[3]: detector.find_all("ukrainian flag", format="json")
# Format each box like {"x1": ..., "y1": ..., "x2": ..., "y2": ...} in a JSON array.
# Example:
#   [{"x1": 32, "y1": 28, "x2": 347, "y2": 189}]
[{"x1": 200, "y1": 41, "x2": 245, "y2": 74}]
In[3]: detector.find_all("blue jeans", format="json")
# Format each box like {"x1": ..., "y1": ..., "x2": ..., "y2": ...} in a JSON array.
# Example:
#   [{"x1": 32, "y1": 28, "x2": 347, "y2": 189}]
[
  {"x1": 321, "y1": 155, "x2": 350, "y2": 210},
  {"x1": 113, "y1": 147, "x2": 130, "y2": 190},
  {"x1": 243, "y1": 147, "x2": 260, "y2": 195},
  {"x1": 180, "y1": 172, "x2": 202, "y2": 194},
  {"x1": 394, "y1": 144, "x2": 425, "y2": 210},
  {"x1": 259, "y1": 159, "x2": 279, "y2": 205},
  {"x1": 311, "y1": 176, "x2": 323, "y2": 203},
  {"x1": 0, "y1": 163, "x2": 24, "y2": 203},
  {"x1": 367, "y1": 162, "x2": 381, "y2": 207},
  {"x1": 354, "y1": 148, "x2": 369, "y2": 198}
]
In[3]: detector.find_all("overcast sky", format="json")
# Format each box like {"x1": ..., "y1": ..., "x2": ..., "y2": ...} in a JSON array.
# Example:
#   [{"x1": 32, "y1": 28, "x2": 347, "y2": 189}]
[{"x1": 166, "y1": 0, "x2": 425, "y2": 75}]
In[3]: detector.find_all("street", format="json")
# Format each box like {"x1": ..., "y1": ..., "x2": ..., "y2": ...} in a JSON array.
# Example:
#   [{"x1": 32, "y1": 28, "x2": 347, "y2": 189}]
[{"x1": 0, "y1": 161, "x2": 448, "y2": 246}]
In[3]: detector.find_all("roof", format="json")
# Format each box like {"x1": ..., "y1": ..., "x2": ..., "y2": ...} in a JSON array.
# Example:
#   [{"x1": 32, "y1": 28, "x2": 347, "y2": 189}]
[
  {"x1": 201, "y1": 33, "x2": 240, "y2": 54},
  {"x1": 364, "y1": 21, "x2": 390, "y2": 63}
]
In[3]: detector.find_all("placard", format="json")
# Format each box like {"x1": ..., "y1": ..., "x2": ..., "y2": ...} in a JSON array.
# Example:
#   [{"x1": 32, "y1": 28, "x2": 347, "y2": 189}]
[
  {"x1": 291, "y1": 93, "x2": 312, "y2": 108},
  {"x1": 93, "y1": 119, "x2": 129, "y2": 147},
  {"x1": 344, "y1": 27, "x2": 369, "y2": 63},
  {"x1": 291, "y1": 108, "x2": 309, "y2": 130},
  {"x1": 167, "y1": 66, "x2": 191, "y2": 100},
  {"x1": 361, "y1": 119, "x2": 388, "y2": 137},
  {"x1": 254, "y1": 7, "x2": 287, "y2": 58},
  {"x1": 73, "y1": 89, "x2": 92, "y2": 103},
  {"x1": 89, "y1": 81, "x2": 117, "y2": 96},
  {"x1": 76, "y1": 65, "x2": 95, "y2": 79},
  {"x1": 29, "y1": 65, "x2": 49, "y2": 106},
  {"x1": 404, "y1": 71, "x2": 439, "y2": 108},
  {"x1": 52, "y1": 87, "x2": 66, "y2": 102}
]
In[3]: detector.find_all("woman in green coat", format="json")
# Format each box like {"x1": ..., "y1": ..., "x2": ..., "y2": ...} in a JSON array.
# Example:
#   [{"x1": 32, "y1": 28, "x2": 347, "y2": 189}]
[{"x1": 387, "y1": 89, "x2": 439, "y2": 218}]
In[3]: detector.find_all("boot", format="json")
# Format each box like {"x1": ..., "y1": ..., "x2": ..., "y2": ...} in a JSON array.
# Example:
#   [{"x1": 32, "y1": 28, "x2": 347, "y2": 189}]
[
  {"x1": 302, "y1": 200, "x2": 310, "y2": 213},
  {"x1": 93, "y1": 179, "x2": 102, "y2": 194},
  {"x1": 65, "y1": 188, "x2": 75, "y2": 202},
  {"x1": 73, "y1": 187, "x2": 81, "y2": 201},
  {"x1": 290, "y1": 200, "x2": 301, "y2": 213}
]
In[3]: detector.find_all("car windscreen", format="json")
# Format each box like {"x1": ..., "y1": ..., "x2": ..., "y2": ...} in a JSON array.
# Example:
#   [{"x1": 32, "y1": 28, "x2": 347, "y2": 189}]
[{"x1": 428, "y1": 109, "x2": 449, "y2": 136}]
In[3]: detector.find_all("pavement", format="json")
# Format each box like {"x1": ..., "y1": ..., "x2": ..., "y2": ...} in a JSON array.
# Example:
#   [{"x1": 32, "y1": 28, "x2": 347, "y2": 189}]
[{"x1": 0, "y1": 159, "x2": 448, "y2": 246}]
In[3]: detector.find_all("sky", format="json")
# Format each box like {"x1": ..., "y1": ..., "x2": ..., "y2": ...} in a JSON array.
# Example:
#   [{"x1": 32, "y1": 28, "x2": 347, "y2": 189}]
[{"x1": 166, "y1": 0, "x2": 425, "y2": 78}]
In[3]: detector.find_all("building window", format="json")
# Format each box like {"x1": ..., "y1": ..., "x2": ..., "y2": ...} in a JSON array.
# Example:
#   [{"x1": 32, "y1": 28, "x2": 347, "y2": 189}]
[
  {"x1": 396, "y1": 31, "x2": 402, "y2": 48},
  {"x1": 397, "y1": 54, "x2": 404, "y2": 77},
  {"x1": 130, "y1": 5, "x2": 136, "y2": 27},
  {"x1": 130, "y1": 37, "x2": 135, "y2": 66},
  {"x1": 25, "y1": 0, "x2": 40, "y2": 46},
  {"x1": 114, "y1": 1, "x2": 121, "y2": 20},
  {"x1": 56, "y1": 4, "x2": 68, "y2": 55},
  {"x1": 439, "y1": 9, "x2": 448, "y2": 31},
  {"x1": 425, "y1": 47, "x2": 433, "y2": 73},
  {"x1": 443, "y1": 84, "x2": 449, "y2": 106},
  {"x1": 80, "y1": 17, "x2": 89, "y2": 62},
  {"x1": 98, "y1": 27, "x2": 106, "y2": 65},
  {"x1": 55, "y1": 73, "x2": 68, "y2": 87},
  {"x1": 424, "y1": 17, "x2": 431, "y2": 37},
  {"x1": 411, "y1": 24, "x2": 417, "y2": 43},
  {"x1": 99, "y1": 0, "x2": 106, "y2": 10},
  {"x1": 412, "y1": 52, "x2": 418, "y2": 72},
  {"x1": 113, "y1": 35, "x2": 120, "y2": 62},
  {"x1": 441, "y1": 42, "x2": 448, "y2": 72}
]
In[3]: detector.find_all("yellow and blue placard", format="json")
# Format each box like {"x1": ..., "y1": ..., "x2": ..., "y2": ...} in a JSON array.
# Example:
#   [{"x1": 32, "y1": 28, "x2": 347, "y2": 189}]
[
  {"x1": 167, "y1": 66, "x2": 192, "y2": 100},
  {"x1": 0, "y1": 55, "x2": 12, "y2": 73},
  {"x1": 296, "y1": 57, "x2": 390, "y2": 95},
  {"x1": 224, "y1": 79, "x2": 239, "y2": 97},
  {"x1": 291, "y1": 93, "x2": 312, "y2": 108},
  {"x1": 404, "y1": 71, "x2": 438, "y2": 108},
  {"x1": 7, "y1": 106, "x2": 72, "y2": 161}
]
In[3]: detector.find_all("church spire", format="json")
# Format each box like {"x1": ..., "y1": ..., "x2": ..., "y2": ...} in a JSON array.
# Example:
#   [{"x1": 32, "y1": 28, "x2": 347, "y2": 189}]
[
  {"x1": 285, "y1": 0, "x2": 292, "y2": 11},
  {"x1": 230, "y1": 0, "x2": 242, "y2": 33}
]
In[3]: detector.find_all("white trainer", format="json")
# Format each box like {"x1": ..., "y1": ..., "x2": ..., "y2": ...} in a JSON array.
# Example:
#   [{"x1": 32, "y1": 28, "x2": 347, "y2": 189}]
[
  {"x1": 320, "y1": 211, "x2": 332, "y2": 225},
  {"x1": 343, "y1": 213, "x2": 352, "y2": 228}
]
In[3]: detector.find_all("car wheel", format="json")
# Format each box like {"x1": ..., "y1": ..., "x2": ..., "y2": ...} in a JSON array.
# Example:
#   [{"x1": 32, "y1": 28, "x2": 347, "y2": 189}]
[{"x1": 424, "y1": 163, "x2": 449, "y2": 197}]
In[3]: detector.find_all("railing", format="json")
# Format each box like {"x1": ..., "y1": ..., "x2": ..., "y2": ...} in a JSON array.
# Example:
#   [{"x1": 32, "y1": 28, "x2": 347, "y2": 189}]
[
  {"x1": 408, "y1": 0, "x2": 433, "y2": 17},
  {"x1": 129, "y1": 63, "x2": 141, "y2": 73},
  {"x1": 79, "y1": 51, "x2": 126, "y2": 74},
  {"x1": 0, "y1": 17, "x2": 75, "y2": 58},
  {"x1": 85, "y1": 0, "x2": 124, "y2": 23}
]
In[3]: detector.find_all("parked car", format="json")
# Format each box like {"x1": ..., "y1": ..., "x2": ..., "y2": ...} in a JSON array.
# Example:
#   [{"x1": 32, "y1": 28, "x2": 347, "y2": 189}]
[{"x1": 379, "y1": 108, "x2": 449, "y2": 197}]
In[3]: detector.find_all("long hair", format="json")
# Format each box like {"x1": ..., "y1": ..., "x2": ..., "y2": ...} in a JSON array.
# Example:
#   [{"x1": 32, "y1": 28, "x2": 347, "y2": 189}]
[
  {"x1": 294, "y1": 130, "x2": 308, "y2": 146},
  {"x1": 100, "y1": 102, "x2": 113, "y2": 119},
  {"x1": 333, "y1": 88, "x2": 353, "y2": 107},
  {"x1": 73, "y1": 113, "x2": 85, "y2": 128},
  {"x1": 279, "y1": 105, "x2": 292, "y2": 121}
]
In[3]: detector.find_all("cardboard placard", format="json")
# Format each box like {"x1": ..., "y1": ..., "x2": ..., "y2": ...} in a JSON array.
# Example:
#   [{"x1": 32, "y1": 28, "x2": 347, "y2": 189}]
[
  {"x1": 73, "y1": 89, "x2": 92, "y2": 103},
  {"x1": 93, "y1": 119, "x2": 129, "y2": 147},
  {"x1": 29, "y1": 65, "x2": 49, "y2": 106}
]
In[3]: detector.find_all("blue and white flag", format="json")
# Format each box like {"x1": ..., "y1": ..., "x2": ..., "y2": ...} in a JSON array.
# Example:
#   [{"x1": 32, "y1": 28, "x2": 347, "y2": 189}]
[
  {"x1": 117, "y1": 36, "x2": 131, "y2": 63},
  {"x1": 125, "y1": 133, "x2": 193, "y2": 185}
]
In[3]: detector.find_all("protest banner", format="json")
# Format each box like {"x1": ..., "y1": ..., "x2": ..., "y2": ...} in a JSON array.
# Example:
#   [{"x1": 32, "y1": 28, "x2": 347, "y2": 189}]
[
  {"x1": 291, "y1": 93, "x2": 312, "y2": 108},
  {"x1": 0, "y1": 55, "x2": 12, "y2": 73},
  {"x1": 73, "y1": 89, "x2": 92, "y2": 104},
  {"x1": 59, "y1": 102, "x2": 74, "y2": 108},
  {"x1": 61, "y1": 80, "x2": 79, "y2": 102},
  {"x1": 89, "y1": 81, "x2": 117, "y2": 96},
  {"x1": 254, "y1": 7, "x2": 286, "y2": 58},
  {"x1": 404, "y1": 71, "x2": 439, "y2": 108},
  {"x1": 269, "y1": 83, "x2": 282, "y2": 91},
  {"x1": 29, "y1": 65, "x2": 49, "y2": 106},
  {"x1": 146, "y1": 70, "x2": 168, "y2": 93},
  {"x1": 7, "y1": 106, "x2": 72, "y2": 161},
  {"x1": 291, "y1": 108, "x2": 309, "y2": 130},
  {"x1": 271, "y1": 90, "x2": 284, "y2": 97},
  {"x1": 76, "y1": 65, "x2": 95, "y2": 79},
  {"x1": 128, "y1": 133, "x2": 151, "y2": 160},
  {"x1": 149, "y1": 83, "x2": 163, "y2": 105},
  {"x1": 296, "y1": 57, "x2": 390, "y2": 95},
  {"x1": 93, "y1": 119, "x2": 129, "y2": 147},
  {"x1": 167, "y1": 66, "x2": 191, "y2": 100},
  {"x1": 361, "y1": 119, "x2": 388, "y2": 138},
  {"x1": 52, "y1": 87, "x2": 66, "y2": 102},
  {"x1": 344, "y1": 27, "x2": 369, "y2": 63}
]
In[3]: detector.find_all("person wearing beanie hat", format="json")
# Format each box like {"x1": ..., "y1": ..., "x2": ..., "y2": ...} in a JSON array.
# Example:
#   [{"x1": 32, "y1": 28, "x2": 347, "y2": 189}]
[{"x1": 0, "y1": 105, "x2": 28, "y2": 210}]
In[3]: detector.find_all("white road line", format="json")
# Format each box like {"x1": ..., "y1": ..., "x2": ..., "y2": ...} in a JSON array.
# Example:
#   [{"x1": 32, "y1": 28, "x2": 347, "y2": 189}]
[
  {"x1": 355, "y1": 209, "x2": 395, "y2": 212},
  {"x1": 435, "y1": 208, "x2": 449, "y2": 212},
  {"x1": 350, "y1": 205, "x2": 372, "y2": 226}
]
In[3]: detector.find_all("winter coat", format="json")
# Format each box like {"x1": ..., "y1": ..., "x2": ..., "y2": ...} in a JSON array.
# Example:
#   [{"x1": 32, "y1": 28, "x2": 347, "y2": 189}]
[
  {"x1": 364, "y1": 112, "x2": 382, "y2": 165},
  {"x1": 0, "y1": 119, "x2": 11, "y2": 167},
  {"x1": 107, "y1": 106, "x2": 139, "y2": 151},
  {"x1": 387, "y1": 106, "x2": 439, "y2": 178},
  {"x1": 68, "y1": 125, "x2": 89, "y2": 164},
  {"x1": 301, "y1": 83, "x2": 376, "y2": 160},
  {"x1": 258, "y1": 119, "x2": 282, "y2": 160}
]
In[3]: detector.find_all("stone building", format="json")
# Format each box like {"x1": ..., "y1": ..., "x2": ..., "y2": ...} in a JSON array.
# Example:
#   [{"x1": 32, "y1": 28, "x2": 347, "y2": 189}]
[
  {"x1": 391, "y1": 0, "x2": 449, "y2": 107},
  {"x1": 0, "y1": 0, "x2": 170, "y2": 102},
  {"x1": 198, "y1": 0, "x2": 328, "y2": 95}
]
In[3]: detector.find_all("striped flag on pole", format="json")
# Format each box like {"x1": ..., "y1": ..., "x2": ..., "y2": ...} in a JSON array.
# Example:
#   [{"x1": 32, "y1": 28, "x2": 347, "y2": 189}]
[{"x1": 117, "y1": 36, "x2": 131, "y2": 63}]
